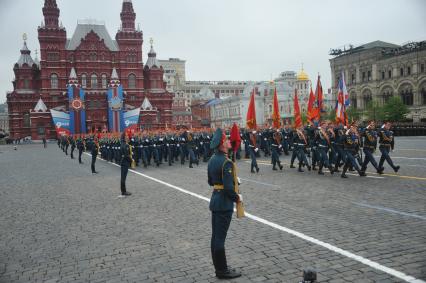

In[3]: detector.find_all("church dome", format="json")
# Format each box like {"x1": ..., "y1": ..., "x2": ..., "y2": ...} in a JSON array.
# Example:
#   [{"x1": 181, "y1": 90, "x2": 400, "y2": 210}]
[{"x1": 297, "y1": 68, "x2": 309, "y2": 81}]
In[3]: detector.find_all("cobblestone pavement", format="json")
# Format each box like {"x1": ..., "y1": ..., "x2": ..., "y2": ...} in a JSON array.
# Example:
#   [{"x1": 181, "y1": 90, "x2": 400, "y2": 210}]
[{"x1": 0, "y1": 137, "x2": 425, "y2": 283}]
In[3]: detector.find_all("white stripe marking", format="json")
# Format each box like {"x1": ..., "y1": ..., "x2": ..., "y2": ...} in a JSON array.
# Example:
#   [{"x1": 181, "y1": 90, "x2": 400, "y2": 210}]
[
  {"x1": 374, "y1": 155, "x2": 426, "y2": 161},
  {"x1": 353, "y1": 202, "x2": 426, "y2": 221},
  {"x1": 87, "y1": 154, "x2": 425, "y2": 283}
]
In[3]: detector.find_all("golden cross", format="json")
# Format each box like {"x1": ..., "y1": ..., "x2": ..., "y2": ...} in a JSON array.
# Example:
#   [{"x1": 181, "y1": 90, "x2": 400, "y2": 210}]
[{"x1": 23, "y1": 33, "x2": 27, "y2": 41}]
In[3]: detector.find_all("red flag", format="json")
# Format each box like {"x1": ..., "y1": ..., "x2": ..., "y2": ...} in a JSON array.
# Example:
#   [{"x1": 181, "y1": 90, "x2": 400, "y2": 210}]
[
  {"x1": 230, "y1": 123, "x2": 241, "y2": 153},
  {"x1": 271, "y1": 87, "x2": 281, "y2": 128},
  {"x1": 246, "y1": 90, "x2": 257, "y2": 129},
  {"x1": 307, "y1": 86, "x2": 315, "y2": 123},
  {"x1": 294, "y1": 89, "x2": 302, "y2": 128},
  {"x1": 314, "y1": 75, "x2": 323, "y2": 120}
]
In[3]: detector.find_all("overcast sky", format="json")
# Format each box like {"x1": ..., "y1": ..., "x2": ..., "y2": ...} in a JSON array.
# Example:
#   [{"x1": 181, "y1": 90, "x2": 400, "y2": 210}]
[{"x1": 0, "y1": 0, "x2": 425, "y2": 103}]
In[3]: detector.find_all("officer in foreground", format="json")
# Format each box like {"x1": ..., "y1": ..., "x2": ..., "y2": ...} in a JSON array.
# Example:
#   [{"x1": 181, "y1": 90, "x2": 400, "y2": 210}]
[{"x1": 208, "y1": 128, "x2": 243, "y2": 279}]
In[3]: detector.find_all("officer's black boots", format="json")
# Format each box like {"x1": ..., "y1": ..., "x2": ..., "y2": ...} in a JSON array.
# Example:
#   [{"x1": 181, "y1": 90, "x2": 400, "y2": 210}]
[
  {"x1": 214, "y1": 249, "x2": 241, "y2": 279},
  {"x1": 318, "y1": 165, "x2": 324, "y2": 175},
  {"x1": 255, "y1": 166, "x2": 259, "y2": 173},
  {"x1": 358, "y1": 169, "x2": 366, "y2": 177},
  {"x1": 394, "y1": 165, "x2": 400, "y2": 173},
  {"x1": 328, "y1": 165, "x2": 334, "y2": 174},
  {"x1": 341, "y1": 164, "x2": 348, "y2": 178},
  {"x1": 278, "y1": 162, "x2": 283, "y2": 170},
  {"x1": 298, "y1": 162, "x2": 304, "y2": 172}
]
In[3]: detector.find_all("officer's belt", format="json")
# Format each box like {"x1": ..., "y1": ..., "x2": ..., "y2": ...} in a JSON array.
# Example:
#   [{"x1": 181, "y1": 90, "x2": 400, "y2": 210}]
[{"x1": 213, "y1": 184, "x2": 224, "y2": 190}]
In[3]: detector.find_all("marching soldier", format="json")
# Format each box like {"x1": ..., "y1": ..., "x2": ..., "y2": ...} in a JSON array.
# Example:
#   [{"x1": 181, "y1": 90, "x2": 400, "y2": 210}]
[
  {"x1": 248, "y1": 130, "x2": 260, "y2": 173},
  {"x1": 70, "y1": 135, "x2": 76, "y2": 159},
  {"x1": 341, "y1": 124, "x2": 366, "y2": 178},
  {"x1": 315, "y1": 122, "x2": 334, "y2": 175},
  {"x1": 281, "y1": 124, "x2": 292, "y2": 155},
  {"x1": 208, "y1": 128, "x2": 242, "y2": 279},
  {"x1": 361, "y1": 121, "x2": 384, "y2": 174},
  {"x1": 187, "y1": 131, "x2": 199, "y2": 168},
  {"x1": 271, "y1": 129, "x2": 283, "y2": 171},
  {"x1": 76, "y1": 134, "x2": 85, "y2": 164},
  {"x1": 293, "y1": 127, "x2": 311, "y2": 172},
  {"x1": 378, "y1": 121, "x2": 400, "y2": 172}
]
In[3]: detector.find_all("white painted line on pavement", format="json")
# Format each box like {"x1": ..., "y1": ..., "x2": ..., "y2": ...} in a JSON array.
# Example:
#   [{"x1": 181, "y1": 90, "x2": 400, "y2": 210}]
[
  {"x1": 353, "y1": 202, "x2": 426, "y2": 221},
  {"x1": 374, "y1": 155, "x2": 426, "y2": 161},
  {"x1": 88, "y1": 154, "x2": 425, "y2": 283}
]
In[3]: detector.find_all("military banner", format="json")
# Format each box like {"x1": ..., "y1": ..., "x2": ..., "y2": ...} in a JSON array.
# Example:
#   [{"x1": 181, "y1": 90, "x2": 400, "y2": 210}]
[
  {"x1": 107, "y1": 84, "x2": 124, "y2": 132},
  {"x1": 50, "y1": 109, "x2": 70, "y2": 136},
  {"x1": 67, "y1": 85, "x2": 86, "y2": 134}
]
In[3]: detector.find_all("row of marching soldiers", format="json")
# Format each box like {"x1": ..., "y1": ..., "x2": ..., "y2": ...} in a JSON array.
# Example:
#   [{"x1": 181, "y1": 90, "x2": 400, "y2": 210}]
[
  {"x1": 58, "y1": 119, "x2": 399, "y2": 179},
  {"x1": 58, "y1": 129, "x2": 219, "y2": 170},
  {"x1": 243, "y1": 120, "x2": 400, "y2": 178}
]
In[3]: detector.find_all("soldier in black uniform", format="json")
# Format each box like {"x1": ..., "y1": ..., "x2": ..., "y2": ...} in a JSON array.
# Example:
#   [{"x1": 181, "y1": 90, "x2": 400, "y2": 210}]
[
  {"x1": 119, "y1": 133, "x2": 132, "y2": 196},
  {"x1": 271, "y1": 129, "x2": 283, "y2": 170},
  {"x1": 378, "y1": 121, "x2": 400, "y2": 172},
  {"x1": 248, "y1": 130, "x2": 260, "y2": 173},
  {"x1": 361, "y1": 121, "x2": 384, "y2": 174},
  {"x1": 208, "y1": 128, "x2": 242, "y2": 279},
  {"x1": 70, "y1": 135, "x2": 76, "y2": 159},
  {"x1": 341, "y1": 125, "x2": 366, "y2": 178},
  {"x1": 77, "y1": 135, "x2": 85, "y2": 164},
  {"x1": 90, "y1": 137, "x2": 99, "y2": 174}
]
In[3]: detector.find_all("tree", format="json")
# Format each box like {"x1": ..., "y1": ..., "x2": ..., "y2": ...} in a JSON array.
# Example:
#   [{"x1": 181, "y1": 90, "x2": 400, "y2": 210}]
[
  {"x1": 364, "y1": 100, "x2": 386, "y2": 122},
  {"x1": 382, "y1": 96, "x2": 409, "y2": 122},
  {"x1": 346, "y1": 106, "x2": 362, "y2": 122}
]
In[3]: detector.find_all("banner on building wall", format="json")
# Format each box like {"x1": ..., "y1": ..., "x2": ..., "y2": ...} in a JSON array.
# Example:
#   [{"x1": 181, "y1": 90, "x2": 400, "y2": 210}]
[
  {"x1": 50, "y1": 109, "x2": 70, "y2": 136},
  {"x1": 67, "y1": 85, "x2": 87, "y2": 134},
  {"x1": 123, "y1": 107, "x2": 141, "y2": 134},
  {"x1": 107, "y1": 85, "x2": 124, "y2": 132}
]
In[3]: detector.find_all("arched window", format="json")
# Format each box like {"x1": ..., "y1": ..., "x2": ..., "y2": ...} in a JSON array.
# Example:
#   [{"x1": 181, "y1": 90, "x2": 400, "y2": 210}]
[
  {"x1": 101, "y1": 74, "x2": 107, "y2": 89},
  {"x1": 400, "y1": 89, "x2": 413, "y2": 106},
  {"x1": 50, "y1": 74, "x2": 58, "y2": 89},
  {"x1": 81, "y1": 74, "x2": 87, "y2": 88},
  {"x1": 269, "y1": 105, "x2": 272, "y2": 113},
  {"x1": 128, "y1": 74, "x2": 136, "y2": 89},
  {"x1": 91, "y1": 74, "x2": 98, "y2": 89}
]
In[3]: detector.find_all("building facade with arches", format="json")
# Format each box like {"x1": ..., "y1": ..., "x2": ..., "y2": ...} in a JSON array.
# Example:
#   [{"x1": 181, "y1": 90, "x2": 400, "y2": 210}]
[
  {"x1": 6, "y1": 0, "x2": 172, "y2": 140},
  {"x1": 330, "y1": 40, "x2": 426, "y2": 122}
]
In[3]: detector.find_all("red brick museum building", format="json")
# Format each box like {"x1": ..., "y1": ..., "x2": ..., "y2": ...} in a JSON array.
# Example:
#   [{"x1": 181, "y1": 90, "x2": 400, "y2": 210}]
[{"x1": 7, "y1": 0, "x2": 173, "y2": 140}]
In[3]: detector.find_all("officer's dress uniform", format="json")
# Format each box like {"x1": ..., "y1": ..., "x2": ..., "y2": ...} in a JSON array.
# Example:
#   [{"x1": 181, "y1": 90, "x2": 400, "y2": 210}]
[
  {"x1": 361, "y1": 127, "x2": 383, "y2": 174},
  {"x1": 281, "y1": 127, "x2": 292, "y2": 155},
  {"x1": 70, "y1": 137, "x2": 76, "y2": 159},
  {"x1": 378, "y1": 128, "x2": 400, "y2": 172},
  {"x1": 77, "y1": 137, "x2": 84, "y2": 164},
  {"x1": 248, "y1": 132, "x2": 259, "y2": 173},
  {"x1": 208, "y1": 129, "x2": 241, "y2": 279},
  {"x1": 341, "y1": 131, "x2": 366, "y2": 178},
  {"x1": 90, "y1": 140, "x2": 99, "y2": 174},
  {"x1": 315, "y1": 128, "x2": 334, "y2": 175},
  {"x1": 271, "y1": 131, "x2": 283, "y2": 170},
  {"x1": 120, "y1": 139, "x2": 132, "y2": 196}
]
